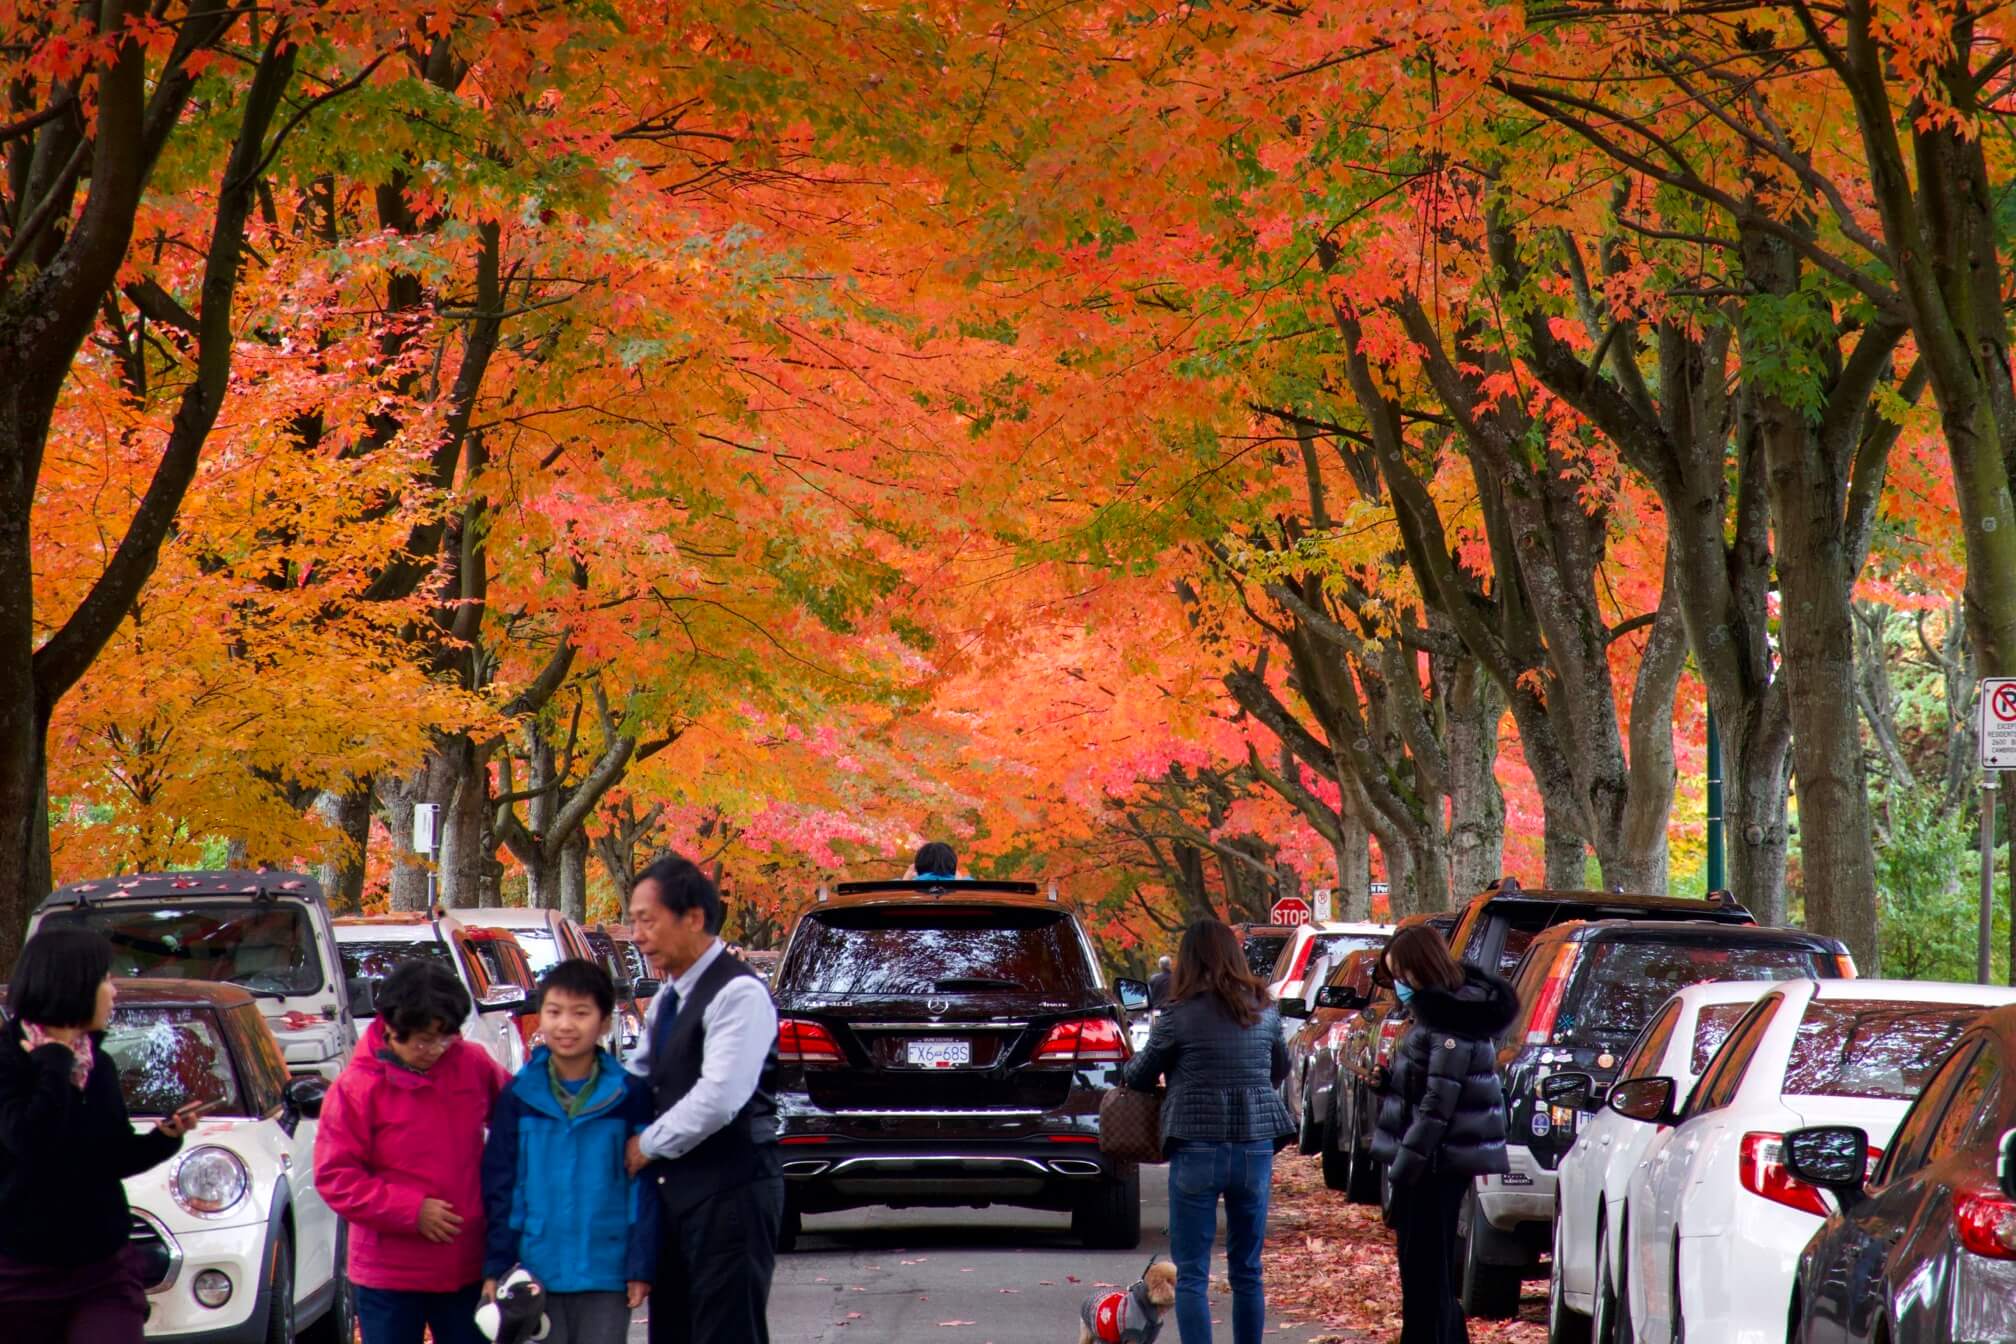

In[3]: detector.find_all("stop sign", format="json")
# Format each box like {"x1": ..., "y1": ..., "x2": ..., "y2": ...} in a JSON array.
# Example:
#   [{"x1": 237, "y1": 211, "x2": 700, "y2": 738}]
[{"x1": 1269, "y1": 896, "x2": 1311, "y2": 926}]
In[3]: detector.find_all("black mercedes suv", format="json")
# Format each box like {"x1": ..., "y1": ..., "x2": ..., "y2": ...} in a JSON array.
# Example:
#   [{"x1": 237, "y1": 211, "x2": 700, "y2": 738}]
[{"x1": 769, "y1": 880, "x2": 1150, "y2": 1250}]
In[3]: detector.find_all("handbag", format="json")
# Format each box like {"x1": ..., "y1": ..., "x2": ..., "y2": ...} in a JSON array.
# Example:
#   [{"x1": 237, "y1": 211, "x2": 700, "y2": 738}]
[{"x1": 1098, "y1": 1083, "x2": 1165, "y2": 1164}]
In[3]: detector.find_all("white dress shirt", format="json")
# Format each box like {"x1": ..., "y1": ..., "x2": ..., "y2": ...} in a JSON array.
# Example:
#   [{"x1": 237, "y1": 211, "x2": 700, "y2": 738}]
[{"x1": 626, "y1": 938, "x2": 779, "y2": 1162}]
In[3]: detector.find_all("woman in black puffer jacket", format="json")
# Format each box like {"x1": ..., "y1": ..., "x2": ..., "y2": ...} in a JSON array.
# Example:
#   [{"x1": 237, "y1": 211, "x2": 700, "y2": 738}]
[{"x1": 1370, "y1": 923, "x2": 1519, "y2": 1344}]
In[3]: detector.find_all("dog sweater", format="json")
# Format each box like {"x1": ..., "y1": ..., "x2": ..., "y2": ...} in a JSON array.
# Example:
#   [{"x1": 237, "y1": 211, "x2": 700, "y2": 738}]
[{"x1": 1081, "y1": 1280, "x2": 1164, "y2": 1344}]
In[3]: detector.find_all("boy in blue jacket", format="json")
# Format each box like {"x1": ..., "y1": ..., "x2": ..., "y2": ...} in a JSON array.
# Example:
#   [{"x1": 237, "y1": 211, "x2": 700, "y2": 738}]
[{"x1": 482, "y1": 959, "x2": 655, "y2": 1343}]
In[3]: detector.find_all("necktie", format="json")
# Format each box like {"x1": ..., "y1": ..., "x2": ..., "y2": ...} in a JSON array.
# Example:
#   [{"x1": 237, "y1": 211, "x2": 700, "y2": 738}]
[{"x1": 650, "y1": 985, "x2": 681, "y2": 1062}]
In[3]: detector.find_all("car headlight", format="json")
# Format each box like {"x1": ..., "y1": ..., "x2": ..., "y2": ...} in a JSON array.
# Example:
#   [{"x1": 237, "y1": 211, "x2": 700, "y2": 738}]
[{"x1": 173, "y1": 1146, "x2": 249, "y2": 1217}]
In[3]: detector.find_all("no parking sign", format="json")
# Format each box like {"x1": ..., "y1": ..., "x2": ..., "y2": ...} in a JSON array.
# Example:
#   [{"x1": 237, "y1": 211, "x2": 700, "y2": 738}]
[{"x1": 1981, "y1": 679, "x2": 2016, "y2": 768}]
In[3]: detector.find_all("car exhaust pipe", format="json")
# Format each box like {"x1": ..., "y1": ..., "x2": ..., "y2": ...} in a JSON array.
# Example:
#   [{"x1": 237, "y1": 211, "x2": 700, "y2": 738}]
[
  {"x1": 1048, "y1": 1158, "x2": 1102, "y2": 1176},
  {"x1": 780, "y1": 1160, "x2": 831, "y2": 1176}
]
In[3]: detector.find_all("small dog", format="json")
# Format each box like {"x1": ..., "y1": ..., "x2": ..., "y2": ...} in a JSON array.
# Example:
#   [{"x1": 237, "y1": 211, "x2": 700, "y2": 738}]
[{"x1": 1076, "y1": 1258, "x2": 1178, "y2": 1344}]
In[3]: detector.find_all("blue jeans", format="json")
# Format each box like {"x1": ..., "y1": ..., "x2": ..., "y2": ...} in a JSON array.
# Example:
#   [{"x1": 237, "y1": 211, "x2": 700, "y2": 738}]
[
  {"x1": 356, "y1": 1283, "x2": 486, "y2": 1344},
  {"x1": 1166, "y1": 1139, "x2": 1273, "y2": 1344}
]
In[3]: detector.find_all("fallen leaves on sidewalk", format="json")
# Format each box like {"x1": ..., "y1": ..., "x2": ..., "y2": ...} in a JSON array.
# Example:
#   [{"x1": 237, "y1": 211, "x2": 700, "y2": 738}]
[{"x1": 1261, "y1": 1157, "x2": 1546, "y2": 1343}]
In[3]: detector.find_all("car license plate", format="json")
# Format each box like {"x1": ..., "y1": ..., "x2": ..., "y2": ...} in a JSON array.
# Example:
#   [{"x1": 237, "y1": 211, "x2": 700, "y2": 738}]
[{"x1": 906, "y1": 1039, "x2": 970, "y2": 1068}]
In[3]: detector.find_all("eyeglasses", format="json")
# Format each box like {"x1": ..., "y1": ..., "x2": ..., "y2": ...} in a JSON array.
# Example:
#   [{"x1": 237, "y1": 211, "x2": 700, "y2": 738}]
[{"x1": 397, "y1": 1032, "x2": 456, "y2": 1055}]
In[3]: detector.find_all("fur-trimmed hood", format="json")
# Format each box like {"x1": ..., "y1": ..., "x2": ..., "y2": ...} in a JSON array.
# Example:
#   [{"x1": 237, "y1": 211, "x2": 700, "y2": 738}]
[{"x1": 1406, "y1": 965, "x2": 1519, "y2": 1040}]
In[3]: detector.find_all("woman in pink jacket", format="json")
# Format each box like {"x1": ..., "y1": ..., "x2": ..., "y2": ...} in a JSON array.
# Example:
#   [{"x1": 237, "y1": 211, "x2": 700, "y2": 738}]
[{"x1": 317, "y1": 959, "x2": 508, "y2": 1344}]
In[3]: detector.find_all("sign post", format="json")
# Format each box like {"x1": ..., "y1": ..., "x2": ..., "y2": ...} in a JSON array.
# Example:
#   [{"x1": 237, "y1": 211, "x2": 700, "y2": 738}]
[
  {"x1": 1975, "y1": 679, "x2": 2016, "y2": 984},
  {"x1": 1312, "y1": 887, "x2": 1333, "y2": 922},
  {"x1": 413, "y1": 802, "x2": 441, "y2": 909},
  {"x1": 1268, "y1": 895, "x2": 1312, "y2": 926}
]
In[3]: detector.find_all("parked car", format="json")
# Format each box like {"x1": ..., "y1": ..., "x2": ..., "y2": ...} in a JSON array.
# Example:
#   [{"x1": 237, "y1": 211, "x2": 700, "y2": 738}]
[
  {"x1": 1266, "y1": 920, "x2": 1392, "y2": 1022},
  {"x1": 453, "y1": 905, "x2": 598, "y2": 978},
  {"x1": 1785, "y1": 1001, "x2": 2016, "y2": 1344},
  {"x1": 1281, "y1": 948, "x2": 1381, "y2": 1169},
  {"x1": 1445, "y1": 876, "x2": 1767, "y2": 982},
  {"x1": 464, "y1": 925, "x2": 542, "y2": 1051},
  {"x1": 108, "y1": 979, "x2": 349, "y2": 1343},
  {"x1": 581, "y1": 922, "x2": 647, "y2": 1055},
  {"x1": 1609, "y1": 978, "x2": 2016, "y2": 1344},
  {"x1": 1546, "y1": 980, "x2": 1787, "y2": 1344},
  {"x1": 332, "y1": 912, "x2": 529, "y2": 1074},
  {"x1": 32, "y1": 870, "x2": 359, "y2": 1080},
  {"x1": 1462, "y1": 919, "x2": 1853, "y2": 1318},
  {"x1": 1328, "y1": 911, "x2": 1459, "y2": 1204},
  {"x1": 1234, "y1": 923, "x2": 1294, "y2": 979},
  {"x1": 770, "y1": 879, "x2": 1150, "y2": 1251}
]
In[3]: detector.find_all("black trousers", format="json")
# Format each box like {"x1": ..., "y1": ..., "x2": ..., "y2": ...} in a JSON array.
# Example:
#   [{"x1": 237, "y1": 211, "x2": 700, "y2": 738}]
[
  {"x1": 1391, "y1": 1171, "x2": 1471, "y2": 1344},
  {"x1": 648, "y1": 1175, "x2": 783, "y2": 1344}
]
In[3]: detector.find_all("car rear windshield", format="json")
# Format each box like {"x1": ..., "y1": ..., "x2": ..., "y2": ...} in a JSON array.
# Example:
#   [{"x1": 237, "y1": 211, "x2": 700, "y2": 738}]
[
  {"x1": 42, "y1": 902, "x2": 321, "y2": 996},
  {"x1": 510, "y1": 927, "x2": 560, "y2": 975},
  {"x1": 338, "y1": 939, "x2": 453, "y2": 1016},
  {"x1": 1552, "y1": 940, "x2": 1827, "y2": 1049},
  {"x1": 779, "y1": 906, "x2": 1097, "y2": 998},
  {"x1": 1298, "y1": 933, "x2": 1386, "y2": 979},
  {"x1": 1784, "y1": 1000, "x2": 1986, "y2": 1100},
  {"x1": 104, "y1": 1006, "x2": 245, "y2": 1117},
  {"x1": 1244, "y1": 930, "x2": 1291, "y2": 977}
]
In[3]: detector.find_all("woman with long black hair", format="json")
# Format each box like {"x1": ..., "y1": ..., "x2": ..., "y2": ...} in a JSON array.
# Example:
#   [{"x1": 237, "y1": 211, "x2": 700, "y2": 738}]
[
  {"x1": 1371, "y1": 923, "x2": 1519, "y2": 1344},
  {"x1": 0, "y1": 927, "x2": 205, "y2": 1342},
  {"x1": 1121, "y1": 918, "x2": 1294, "y2": 1344}
]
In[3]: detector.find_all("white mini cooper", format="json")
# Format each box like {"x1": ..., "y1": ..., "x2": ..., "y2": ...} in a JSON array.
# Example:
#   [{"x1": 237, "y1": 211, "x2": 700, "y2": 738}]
[{"x1": 109, "y1": 979, "x2": 349, "y2": 1342}]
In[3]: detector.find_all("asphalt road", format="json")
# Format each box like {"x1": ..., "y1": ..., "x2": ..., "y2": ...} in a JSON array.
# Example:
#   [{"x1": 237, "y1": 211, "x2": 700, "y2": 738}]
[{"x1": 627, "y1": 1169, "x2": 1340, "y2": 1343}]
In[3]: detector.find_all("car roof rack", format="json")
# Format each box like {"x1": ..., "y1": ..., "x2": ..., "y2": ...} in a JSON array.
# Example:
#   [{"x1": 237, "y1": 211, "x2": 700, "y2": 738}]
[
  {"x1": 824, "y1": 878, "x2": 1047, "y2": 903},
  {"x1": 45, "y1": 869, "x2": 324, "y2": 908}
]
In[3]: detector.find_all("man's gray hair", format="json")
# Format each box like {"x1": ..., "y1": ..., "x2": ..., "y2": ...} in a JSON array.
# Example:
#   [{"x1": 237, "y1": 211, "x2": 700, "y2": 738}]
[{"x1": 1158, "y1": 956, "x2": 1172, "y2": 970}]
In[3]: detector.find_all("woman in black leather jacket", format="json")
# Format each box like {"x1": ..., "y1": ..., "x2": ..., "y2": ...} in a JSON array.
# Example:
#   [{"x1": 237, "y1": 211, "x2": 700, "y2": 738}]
[
  {"x1": 1371, "y1": 923, "x2": 1519, "y2": 1344},
  {"x1": 1121, "y1": 919, "x2": 1293, "y2": 1344}
]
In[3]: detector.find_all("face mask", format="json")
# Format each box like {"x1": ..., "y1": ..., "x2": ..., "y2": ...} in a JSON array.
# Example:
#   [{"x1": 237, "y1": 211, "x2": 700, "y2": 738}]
[{"x1": 1394, "y1": 983, "x2": 1415, "y2": 1007}]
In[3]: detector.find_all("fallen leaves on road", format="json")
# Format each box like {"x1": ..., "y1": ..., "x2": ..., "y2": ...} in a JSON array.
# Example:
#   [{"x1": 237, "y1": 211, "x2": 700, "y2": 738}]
[{"x1": 1261, "y1": 1157, "x2": 1545, "y2": 1343}]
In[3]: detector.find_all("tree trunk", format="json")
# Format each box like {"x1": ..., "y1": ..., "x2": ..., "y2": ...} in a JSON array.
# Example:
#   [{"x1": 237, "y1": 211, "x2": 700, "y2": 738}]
[
  {"x1": 435, "y1": 735, "x2": 489, "y2": 908},
  {"x1": 379, "y1": 777, "x2": 430, "y2": 913},
  {"x1": 1720, "y1": 703, "x2": 1793, "y2": 926},
  {"x1": 1443, "y1": 656, "x2": 1507, "y2": 898},
  {"x1": 559, "y1": 830, "x2": 589, "y2": 924},
  {"x1": 313, "y1": 782, "x2": 374, "y2": 915},
  {"x1": 1543, "y1": 808, "x2": 1587, "y2": 889},
  {"x1": 1336, "y1": 801, "x2": 1372, "y2": 921}
]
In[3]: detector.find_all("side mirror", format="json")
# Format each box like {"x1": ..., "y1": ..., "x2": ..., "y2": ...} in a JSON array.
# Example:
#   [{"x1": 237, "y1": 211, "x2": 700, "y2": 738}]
[
  {"x1": 1278, "y1": 997, "x2": 1312, "y2": 1020},
  {"x1": 478, "y1": 986, "x2": 529, "y2": 1014},
  {"x1": 631, "y1": 977, "x2": 663, "y2": 1000},
  {"x1": 1541, "y1": 1070, "x2": 1597, "y2": 1112},
  {"x1": 1316, "y1": 985, "x2": 1368, "y2": 1011},
  {"x1": 1785, "y1": 1125, "x2": 1871, "y2": 1209},
  {"x1": 346, "y1": 977, "x2": 377, "y2": 1018},
  {"x1": 1606, "y1": 1076, "x2": 1677, "y2": 1126},
  {"x1": 284, "y1": 1075, "x2": 329, "y2": 1120},
  {"x1": 1114, "y1": 978, "x2": 1151, "y2": 1013},
  {"x1": 2002, "y1": 1128, "x2": 2016, "y2": 1200}
]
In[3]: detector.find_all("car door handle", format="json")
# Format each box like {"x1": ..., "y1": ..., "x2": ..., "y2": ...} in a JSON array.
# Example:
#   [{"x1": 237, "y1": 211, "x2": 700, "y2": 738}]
[{"x1": 1599, "y1": 1136, "x2": 1612, "y2": 1148}]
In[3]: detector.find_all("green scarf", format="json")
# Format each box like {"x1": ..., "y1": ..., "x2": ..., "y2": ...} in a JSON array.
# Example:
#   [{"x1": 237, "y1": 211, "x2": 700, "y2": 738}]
[{"x1": 547, "y1": 1054, "x2": 600, "y2": 1118}]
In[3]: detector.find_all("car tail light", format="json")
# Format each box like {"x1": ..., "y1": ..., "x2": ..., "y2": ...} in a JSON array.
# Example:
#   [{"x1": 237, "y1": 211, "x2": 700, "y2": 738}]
[
  {"x1": 1377, "y1": 1015, "x2": 1406, "y2": 1067},
  {"x1": 1739, "y1": 1132, "x2": 1881, "y2": 1217},
  {"x1": 1046, "y1": 1133, "x2": 1101, "y2": 1143},
  {"x1": 1032, "y1": 1017, "x2": 1131, "y2": 1065},
  {"x1": 1834, "y1": 954, "x2": 1858, "y2": 978},
  {"x1": 779, "y1": 1135, "x2": 832, "y2": 1145},
  {"x1": 776, "y1": 1019, "x2": 844, "y2": 1065},
  {"x1": 1523, "y1": 944, "x2": 1583, "y2": 1045},
  {"x1": 1954, "y1": 1188, "x2": 2016, "y2": 1258}
]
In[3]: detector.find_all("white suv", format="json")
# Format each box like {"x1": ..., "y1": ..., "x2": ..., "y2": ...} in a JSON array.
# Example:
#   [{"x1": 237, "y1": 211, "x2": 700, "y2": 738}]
[
  {"x1": 332, "y1": 912, "x2": 527, "y2": 1073},
  {"x1": 109, "y1": 980, "x2": 349, "y2": 1341},
  {"x1": 1266, "y1": 921, "x2": 1393, "y2": 1020}
]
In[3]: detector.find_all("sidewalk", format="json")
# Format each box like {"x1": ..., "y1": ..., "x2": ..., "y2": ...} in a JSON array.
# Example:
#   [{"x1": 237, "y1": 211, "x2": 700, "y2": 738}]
[{"x1": 1261, "y1": 1157, "x2": 1545, "y2": 1343}]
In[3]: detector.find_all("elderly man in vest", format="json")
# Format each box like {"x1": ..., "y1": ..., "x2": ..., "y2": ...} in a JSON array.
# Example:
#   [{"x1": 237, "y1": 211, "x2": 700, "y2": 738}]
[{"x1": 623, "y1": 854, "x2": 782, "y2": 1344}]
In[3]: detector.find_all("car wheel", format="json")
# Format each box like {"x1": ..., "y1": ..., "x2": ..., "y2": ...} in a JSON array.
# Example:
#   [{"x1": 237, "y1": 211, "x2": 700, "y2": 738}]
[
  {"x1": 1073, "y1": 1165, "x2": 1142, "y2": 1250},
  {"x1": 777, "y1": 1195, "x2": 802, "y2": 1253},
  {"x1": 1379, "y1": 1160, "x2": 1398, "y2": 1229},
  {"x1": 1458, "y1": 1190, "x2": 1521, "y2": 1320},
  {"x1": 1592, "y1": 1223, "x2": 1622, "y2": 1344},
  {"x1": 1343, "y1": 1095, "x2": 1380, "y2": 1205},
  {"x1": 1670, "y1": 1235, "x2": 1686, "y2": 1344},
  {"x1": 1320, "y1": 1118, "x2": 1352, "y2": 1191},
  {"x1": 1298, "y1": 1085, "x2": 1320, "y2": 1156},
  {"x1": 1548, "y1": 1199, "x2": 1591, "y2": 1344},
  {"x1": 297, "y1": 1225, "x2": 353, "y2": 1344},
  {"x1": 262, "y1": 1228, "x2": 294, "y2": 1344}
]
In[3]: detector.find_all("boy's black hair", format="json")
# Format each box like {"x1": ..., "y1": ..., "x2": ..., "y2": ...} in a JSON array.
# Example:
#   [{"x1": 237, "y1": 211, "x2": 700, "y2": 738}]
[
  {"x1": 636, "y1": 853, "x2": 724, "y2": 933},
  {"x1": 9, "y1": 927, "x2": 113, "y2": 1029},
  {"x1": 913, "y1": 841, "x2": 958, "y2": 878},
  {"x1": 375, "y1": 959, "x2": 470, "y2": 1040},
  {"x1": 539, "y1": 958, "x2": 615, "y2": 1018}
]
